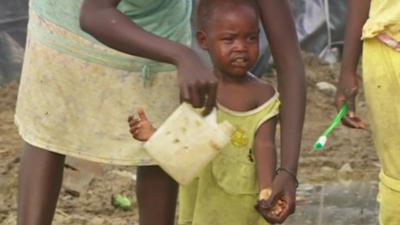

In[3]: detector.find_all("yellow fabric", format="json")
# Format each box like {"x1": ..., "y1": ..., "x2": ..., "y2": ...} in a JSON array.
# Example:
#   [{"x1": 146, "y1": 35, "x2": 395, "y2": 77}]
[
  {"x1": 362, "y1": 38, "x2": 400, "y2": 225},
  {"x1": 362, "y1": 0, "x2": 400, "y2": 40},
  {"x1": 178, "y1": 93, "x2": 280, "y2": 225},
  {"x1": 362, "y1": 39, "x2": 400, "y2": 181},
  {"x1": 378, "y1": 181, "x2": 400, "y2": 225},
  {"x1": 15, "y1": 34, "x2": 179, "y2": 166},
  {"x1": 379, "y1": 171, "x2": 400, "y2": 193}
]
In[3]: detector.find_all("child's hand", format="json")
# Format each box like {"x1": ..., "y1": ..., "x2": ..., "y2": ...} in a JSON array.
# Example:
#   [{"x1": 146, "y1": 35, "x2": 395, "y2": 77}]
[{"x1": 128, "y1": 108, "x2": 155, "y2": 141}]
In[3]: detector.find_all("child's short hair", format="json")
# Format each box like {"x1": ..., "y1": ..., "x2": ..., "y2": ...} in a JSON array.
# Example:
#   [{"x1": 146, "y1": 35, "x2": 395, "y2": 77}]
[{"x1": 196, "y1": 0, "x2": 258, "y2": 31}]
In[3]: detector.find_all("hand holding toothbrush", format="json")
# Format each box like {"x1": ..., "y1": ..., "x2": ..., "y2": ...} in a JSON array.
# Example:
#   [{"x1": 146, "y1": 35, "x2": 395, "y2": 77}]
[
  {"x1": 314, "y1": 72, "x2": 368, "y2": 151},
  {"x1": 335, "y1": 71, "x2": 367, "y2": 129}
]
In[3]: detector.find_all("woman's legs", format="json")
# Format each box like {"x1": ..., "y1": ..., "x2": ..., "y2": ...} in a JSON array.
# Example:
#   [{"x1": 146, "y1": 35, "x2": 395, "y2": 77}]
[
  {"x1": 17, "y1": 142, "x2": 66, "y2": 225},
  {"x1": 17, "y1": 143, "x2": 178, "y2": 225},
  {"x1": 136, "y1": 166, "x2": 178, "y2": 225}
]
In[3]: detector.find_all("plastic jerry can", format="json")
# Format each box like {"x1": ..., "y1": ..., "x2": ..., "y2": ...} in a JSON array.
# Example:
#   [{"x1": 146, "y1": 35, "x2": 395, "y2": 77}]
[{"x1": 144, "y1": 103, "x2": 234, "y2": 185}]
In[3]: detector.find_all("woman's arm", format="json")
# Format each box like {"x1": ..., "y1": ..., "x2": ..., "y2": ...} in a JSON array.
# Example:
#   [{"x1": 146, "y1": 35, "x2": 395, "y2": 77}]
[
  {"x1": 335, "y1": 0, "x2": 370, "y2": 129},
  {"x1": 80, "y1": 0, "x2": 187, "y2": 66},
  {"x1": 80, "y1": 0, "x2": 218, "y2": 115},
  {"x1": 255, "y1": 0, "x2": 306, "y2": 223}
]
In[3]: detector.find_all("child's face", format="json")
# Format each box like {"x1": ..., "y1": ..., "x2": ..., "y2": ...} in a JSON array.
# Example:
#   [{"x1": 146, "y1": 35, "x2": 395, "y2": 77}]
[{"x1": 198, "y1": 5, "x2": 259, "y2": 77}]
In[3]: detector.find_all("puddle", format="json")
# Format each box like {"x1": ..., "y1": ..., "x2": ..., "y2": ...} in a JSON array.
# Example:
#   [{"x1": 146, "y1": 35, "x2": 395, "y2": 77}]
[{"x1": 284, "y1": 181, "x2": 379, "y2": 225}]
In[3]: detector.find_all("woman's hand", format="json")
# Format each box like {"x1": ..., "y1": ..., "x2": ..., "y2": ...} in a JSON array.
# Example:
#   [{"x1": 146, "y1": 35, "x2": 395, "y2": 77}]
[
  {"x1": 335, "y1": 71, "x2": 366, "y2": 129},
  {"x1": 128, "y1": 108, "x2": 155, "y2": 141},
  {"x1": 175, "y1": 49, "x2": 218, "y2": 116},
  {"x1": 256, "y1": 172, "x2": 296, "y2": 224},
  {"x1": 256, "y1": 188, "x2": 287, "y2": 222},
  {"x1": 80, "y1": 0, "x2": 217, "y2": 115}
]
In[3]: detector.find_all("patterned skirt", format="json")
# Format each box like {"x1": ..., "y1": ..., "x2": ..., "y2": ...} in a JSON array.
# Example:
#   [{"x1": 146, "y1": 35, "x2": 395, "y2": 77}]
[{"x1": 15, "y1": 11, "x2": 180, "y2": 165}]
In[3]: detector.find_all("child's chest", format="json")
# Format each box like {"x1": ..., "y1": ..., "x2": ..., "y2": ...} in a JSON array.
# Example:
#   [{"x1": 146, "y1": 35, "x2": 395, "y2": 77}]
[{"x1": 217, "y1": 85, "x2": 260, "y2": 112}]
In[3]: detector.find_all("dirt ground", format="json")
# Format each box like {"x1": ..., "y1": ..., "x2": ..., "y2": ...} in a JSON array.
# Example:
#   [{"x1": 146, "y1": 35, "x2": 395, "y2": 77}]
[{"x1": 0, "y1": 55, "x2": 379, "y2": 225}]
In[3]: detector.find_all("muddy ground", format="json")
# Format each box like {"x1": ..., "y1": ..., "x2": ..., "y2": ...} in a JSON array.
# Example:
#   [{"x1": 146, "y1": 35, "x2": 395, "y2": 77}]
[{"x1": 0, "y1": 55, "x2": 379, "y2": 225}]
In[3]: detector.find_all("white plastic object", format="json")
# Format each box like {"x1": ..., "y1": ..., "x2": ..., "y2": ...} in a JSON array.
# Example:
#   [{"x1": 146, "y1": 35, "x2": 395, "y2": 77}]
[{"x1": 144, "y1": 103, "x2": 234, "y2": 185}]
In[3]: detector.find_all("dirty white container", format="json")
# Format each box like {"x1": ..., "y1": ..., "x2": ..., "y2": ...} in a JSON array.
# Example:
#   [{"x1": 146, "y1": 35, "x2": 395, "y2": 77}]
[{"x1": 144, "y1": 103, "x2": 234, "y2": 185}]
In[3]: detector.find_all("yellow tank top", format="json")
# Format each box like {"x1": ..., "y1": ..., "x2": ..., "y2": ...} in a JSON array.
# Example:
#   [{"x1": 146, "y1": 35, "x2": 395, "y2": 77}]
[{"x1": 213, "y1": 92, "x2": 280, "y2": 194}]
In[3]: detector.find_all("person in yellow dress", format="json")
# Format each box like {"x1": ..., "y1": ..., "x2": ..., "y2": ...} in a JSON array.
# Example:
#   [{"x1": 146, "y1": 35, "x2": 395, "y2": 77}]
[
  {"x1": 335, "y1": 0, "x2": 400, "y2": 224},
  {"x1": 129, "y1": 1, "x2": 300, "y2": 224}
]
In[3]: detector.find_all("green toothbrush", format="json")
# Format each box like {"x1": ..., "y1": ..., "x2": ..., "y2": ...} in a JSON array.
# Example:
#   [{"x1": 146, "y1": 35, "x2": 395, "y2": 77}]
[{"x1": 314, "y1": 104, "x2": 349, "y2": 151}]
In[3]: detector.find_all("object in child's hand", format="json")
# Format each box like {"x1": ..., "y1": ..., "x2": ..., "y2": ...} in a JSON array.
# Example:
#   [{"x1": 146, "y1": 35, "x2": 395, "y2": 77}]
[
  {"x1": 256, "y1": 188, "x2": 287, "y2": 218},
  {"x1": 259, "y1": 188, "x2": 272, "y2": 200},
  {"x1": 313, "y1": 103, "x2": 349, "y2": 151},
  {"x1": 111, "y1": 194, "x2": 132, "y2": 211},
  {"x1": 144, "y1": 103, "x2": 235, "y2": 185},
  {"x1": 271, "y1": 199, "x2": 286, "y2": 216}
]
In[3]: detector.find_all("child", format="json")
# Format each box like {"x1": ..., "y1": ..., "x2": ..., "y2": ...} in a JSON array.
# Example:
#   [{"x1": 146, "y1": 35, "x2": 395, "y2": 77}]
[
  {"x1": 335, "y1": 0, "x2": 400, "y2": 224},
  {"x1": 129, "y1": 1, "x2": 290, "y2": 224}
]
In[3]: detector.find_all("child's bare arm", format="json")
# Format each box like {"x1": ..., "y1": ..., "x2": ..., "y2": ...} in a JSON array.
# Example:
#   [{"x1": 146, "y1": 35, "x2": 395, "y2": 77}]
[
  {"x1": 128, "y1": 108, "x2": 155, "y2": 142},
  {"x1": 254, "y1": 117, "x2": 277, "y2": 191},
  {"x1": 254, "y1": 116, "x2": 288, "y2": 220}
]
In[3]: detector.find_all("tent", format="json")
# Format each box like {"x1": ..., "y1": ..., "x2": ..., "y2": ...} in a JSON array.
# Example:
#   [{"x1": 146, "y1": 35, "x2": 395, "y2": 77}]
[
  {"x1": 0, "y1": 0, "x2": 28, "y2": 84},
  {"x1": 253, "y1": 0, "x2": 348, "y2": 74}
]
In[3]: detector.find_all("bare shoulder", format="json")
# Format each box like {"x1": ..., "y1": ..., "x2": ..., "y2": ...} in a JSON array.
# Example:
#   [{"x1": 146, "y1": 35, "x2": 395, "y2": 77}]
[{"x1": 248, "y1": 75, "x2": 277, "y2": 105}]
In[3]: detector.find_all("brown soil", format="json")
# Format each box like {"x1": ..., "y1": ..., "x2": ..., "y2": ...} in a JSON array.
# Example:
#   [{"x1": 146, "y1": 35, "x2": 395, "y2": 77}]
[{"x1": 0, "y1": 55, "x2": 379, "y2": 225}]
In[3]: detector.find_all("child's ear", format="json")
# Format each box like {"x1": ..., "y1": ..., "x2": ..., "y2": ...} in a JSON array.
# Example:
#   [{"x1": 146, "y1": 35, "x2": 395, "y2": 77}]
[{"x1": 196, "y1": 30, "x2": 208, "y2": 50}]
